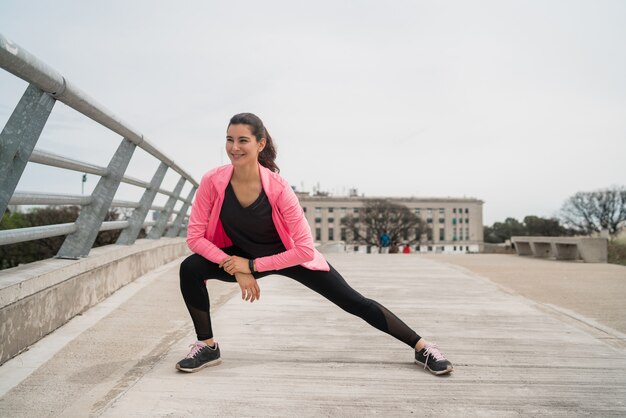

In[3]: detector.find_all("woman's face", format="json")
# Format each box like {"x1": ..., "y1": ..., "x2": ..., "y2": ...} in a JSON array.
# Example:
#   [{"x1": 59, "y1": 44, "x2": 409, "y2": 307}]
[{"x1": 226, "y1": 124, "x2": 265, "y2": 167}]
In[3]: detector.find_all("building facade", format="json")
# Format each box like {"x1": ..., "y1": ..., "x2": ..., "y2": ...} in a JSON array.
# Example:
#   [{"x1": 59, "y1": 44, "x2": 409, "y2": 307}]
[{"x1": 296, "y1": 193, "x2": 484, "y2": 253}]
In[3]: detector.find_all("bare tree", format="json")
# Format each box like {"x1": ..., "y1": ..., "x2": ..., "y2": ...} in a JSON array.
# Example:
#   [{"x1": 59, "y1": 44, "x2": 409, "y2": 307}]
[
  {"x1": 560, "y1": 186, "x2": 626, "y2": 236},
  {"x1": 341, "y1": 199, "x2": 429, "y2": 248}
]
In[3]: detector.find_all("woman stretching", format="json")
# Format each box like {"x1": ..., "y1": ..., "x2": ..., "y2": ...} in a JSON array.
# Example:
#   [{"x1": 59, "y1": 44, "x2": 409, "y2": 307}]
[{"x1": 177, "y1": 113, "x2": 453, "y2": 375}]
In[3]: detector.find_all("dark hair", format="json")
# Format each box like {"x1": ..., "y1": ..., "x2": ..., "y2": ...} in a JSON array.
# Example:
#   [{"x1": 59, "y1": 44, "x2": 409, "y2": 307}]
[{"x1": 228, "y1": 112, "x2": 279, "y2": 173}]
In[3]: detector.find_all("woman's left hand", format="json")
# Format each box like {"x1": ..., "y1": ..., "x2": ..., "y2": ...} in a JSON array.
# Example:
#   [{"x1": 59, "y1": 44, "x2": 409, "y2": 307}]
[{"x1": 219, "y1": 255, "x2": 251, "y2": 275}]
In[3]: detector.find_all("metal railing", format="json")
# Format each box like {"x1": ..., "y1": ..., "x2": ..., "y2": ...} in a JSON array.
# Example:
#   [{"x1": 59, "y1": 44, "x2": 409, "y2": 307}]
[{"x1": 0, "y1": 33, "x2": 198, "y2": 259}]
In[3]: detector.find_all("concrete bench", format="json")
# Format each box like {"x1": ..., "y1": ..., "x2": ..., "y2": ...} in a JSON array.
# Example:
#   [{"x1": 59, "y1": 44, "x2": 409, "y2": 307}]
[{"x1": 511, "y1": 236, "x2": 608, "y2": 263}]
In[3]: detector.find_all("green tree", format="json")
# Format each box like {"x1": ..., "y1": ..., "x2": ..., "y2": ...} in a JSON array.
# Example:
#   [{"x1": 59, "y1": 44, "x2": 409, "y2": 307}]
[
  {"x1": 523, "y1": 215, "x2": 572, "y2": 236},
  {"x1": 484, "y1": 215, "x2": 576, "y2": 243},
  {"x1": 483, "y1": 217, "x2": 526, "y2": 243}
]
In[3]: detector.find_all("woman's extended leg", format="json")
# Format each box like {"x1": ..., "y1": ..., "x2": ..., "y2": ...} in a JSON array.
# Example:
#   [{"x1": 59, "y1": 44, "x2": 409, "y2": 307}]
[
  {"x1": 277, "y1": 264, "x2": 421, "y2": 348},
  {"x1": 277, "y1": 263, "x2": 453, "y2": 375}
]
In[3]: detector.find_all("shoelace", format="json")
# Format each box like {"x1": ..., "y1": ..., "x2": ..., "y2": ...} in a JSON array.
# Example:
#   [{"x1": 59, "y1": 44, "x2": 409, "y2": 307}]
[
  {"x1": 421, "y1": 343, "x2": 447, "y2": 367},
  {"x1": 186, "y1": 341, "x2": 207, "y2": 359}
]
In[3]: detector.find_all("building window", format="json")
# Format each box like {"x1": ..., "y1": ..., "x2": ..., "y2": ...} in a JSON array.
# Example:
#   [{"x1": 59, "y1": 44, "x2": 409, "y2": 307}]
[
  {"x1": 315, "y1": 207, "x2": 321, "y2": 213},
  {"x1": 315, "y1": 228, "x2": 321, "y2": 241},
  {"x1": 414, "y1": 208, "x2": 421, "y2": 216},
  {"x1": 453, "y1": 228, "x2": 457, "y2": 241},
  {"x1": 459, "y1": 229, "x2": 463, "y2": 240},
  {"x1": 328, "y1": 228, "x2": 334, "y2": 241},
  {"x1": 353, "y1": 208, "x2": 359, "y2": 214},
  {"x1": 328, "y1": 208, "x2": 334, "y2": 213},
  {"x1": 403, "y1": 229, "x2": 409, "y2": 240},
  {"x1": 341, "y1": 228, "x2": 347, "y2": 241},
  {"x1": 315, "y1": 217, "x2": 322, "y2": 223},
  {"x1": 427, "y1": 208, "x2": 433, "y2": 217},
  {"x1": 427, "y1": 229, "x2": 433, "y2": 241},
  {"x1": 328, "y1": 217, "x2": 334, "y2": 223},
  {"x1": 439, "y1": 208, "x2": 445, "y2": 215},
  {"x1": 465, "y1": 208, "x2": 469, "y2": 214},
  {"x1": 340, "y1": 207, "x2": 347, "y2": 217},
  {"x1": 439, "y1": 228, "x2": 445, "y2": 241},
  {"x1": 427, "y1": 218, "x2": 433, "y2": 223},
  {"x1": 453, "y1": 208, "x2": 456, "y2": 214},
  {"x1": 466, "y1": 228, "x2": 469, "y2": 239},
  {"x1": 303, "y1": 207, "x2": 307, "y2": 213},
  {"x1": 439, "y1": 218, "x2": 444, "y2": 224},
  {"x1": 452, "y1": 218, "x2": 457, "y2": 225}
]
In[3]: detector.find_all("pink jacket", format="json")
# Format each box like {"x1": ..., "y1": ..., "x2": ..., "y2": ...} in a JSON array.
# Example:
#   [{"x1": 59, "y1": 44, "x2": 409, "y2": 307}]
[{"x1": 186, "y1": 163, "x2": 330, "y2": 272}]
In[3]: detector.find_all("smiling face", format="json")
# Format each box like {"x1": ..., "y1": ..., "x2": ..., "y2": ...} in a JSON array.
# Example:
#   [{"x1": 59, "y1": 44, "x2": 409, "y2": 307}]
[{"x1": 226, "y1": 124, "x2": 266, "y2": 167}]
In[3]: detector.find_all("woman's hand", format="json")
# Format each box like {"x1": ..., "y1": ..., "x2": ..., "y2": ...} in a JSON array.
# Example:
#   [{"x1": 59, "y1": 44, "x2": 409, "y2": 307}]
[
  {"x1": 234, "y1": 273, "x2": 260, "y2": 303},
  {"x1": 219, "y1": 255, "x2": 251, "y2": 275}
]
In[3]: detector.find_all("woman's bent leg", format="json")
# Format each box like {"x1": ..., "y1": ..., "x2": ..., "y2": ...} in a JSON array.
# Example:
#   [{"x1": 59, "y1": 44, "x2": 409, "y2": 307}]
[
  {"x1": 278, "y1": 264, "x2": 421, "y2": 348},
  {"x1": 179, "y1": 253, "x2": 236, "y2": 341}
]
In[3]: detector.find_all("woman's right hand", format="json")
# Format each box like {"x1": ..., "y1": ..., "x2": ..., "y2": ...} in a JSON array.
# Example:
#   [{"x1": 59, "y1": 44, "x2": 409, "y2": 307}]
[{"x1": 235, "y1": 272, "x2": 260, "y2": 303}]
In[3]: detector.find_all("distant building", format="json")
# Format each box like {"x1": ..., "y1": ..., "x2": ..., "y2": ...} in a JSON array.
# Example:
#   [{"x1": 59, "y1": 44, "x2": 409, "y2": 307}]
[{"x1": 296, "y1": 191, "x2": 484, "y2": 253}]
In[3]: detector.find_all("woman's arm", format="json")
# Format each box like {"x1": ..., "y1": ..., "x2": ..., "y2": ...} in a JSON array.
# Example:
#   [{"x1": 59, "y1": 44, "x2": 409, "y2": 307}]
[{"x1": 186, "y1": 174, "x2": 230, "y2": 264}]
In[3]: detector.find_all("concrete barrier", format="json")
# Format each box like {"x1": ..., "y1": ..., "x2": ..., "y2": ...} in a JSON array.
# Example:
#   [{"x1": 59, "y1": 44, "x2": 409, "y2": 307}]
[
  {"x1": 511, "y1": 236, "x2": 608, "y2": 263},
  {"x1": 0, "y1": 238, "x2": 190, "y2": 365},
  {"x1": 480, "y1": 243, "x2": 517, "y2": 254}
]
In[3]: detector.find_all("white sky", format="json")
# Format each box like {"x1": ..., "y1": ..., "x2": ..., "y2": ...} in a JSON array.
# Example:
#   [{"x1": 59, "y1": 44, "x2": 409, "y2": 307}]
[{"x1": 1, "y1": 0, "x2": 625, "y2": 225}]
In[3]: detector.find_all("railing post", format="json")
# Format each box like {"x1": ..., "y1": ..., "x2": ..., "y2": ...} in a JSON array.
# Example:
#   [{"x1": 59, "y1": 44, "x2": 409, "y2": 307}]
[
  {"x1": 166, "y1": 186, "x2": 196, "y2": 237},
  {"x1": 116, "y1": 162, "x2": 169, "y2": 245},
  {"x1": 0, "y1": 84, "x2": 55, "y2": 215},
  {"x1": 56, "y1": 138, "x2": 136, "y2": 258},
  {"x1": 147, "y1": 176, "x2": 185, "y2": 239}
]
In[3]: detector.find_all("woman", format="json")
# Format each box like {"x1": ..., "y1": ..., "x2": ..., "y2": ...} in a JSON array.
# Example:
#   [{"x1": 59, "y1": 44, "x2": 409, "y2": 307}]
[{"x1": 177, "y1": 113, "x2": 453, "y2": 375}]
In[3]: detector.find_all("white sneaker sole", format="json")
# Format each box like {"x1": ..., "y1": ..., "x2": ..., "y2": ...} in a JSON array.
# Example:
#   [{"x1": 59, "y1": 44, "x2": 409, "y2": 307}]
[
  {"x1": 176, "y1": 358, "x2": 222, "y2": 373},
  {"x1": 415, "y1": 360, "x2": 454, "y2": 375}
]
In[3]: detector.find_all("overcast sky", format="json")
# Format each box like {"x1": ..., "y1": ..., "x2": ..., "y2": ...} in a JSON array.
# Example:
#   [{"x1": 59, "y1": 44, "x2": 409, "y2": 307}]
[{"x1": 1, "y1": 0, "x2": 624, "y2": 225}]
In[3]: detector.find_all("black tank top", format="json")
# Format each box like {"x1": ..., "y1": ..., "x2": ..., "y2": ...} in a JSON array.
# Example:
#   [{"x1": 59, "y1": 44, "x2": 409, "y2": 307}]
[{"x1": 219, "y1": 183, "x2": 286, "y2": 258}]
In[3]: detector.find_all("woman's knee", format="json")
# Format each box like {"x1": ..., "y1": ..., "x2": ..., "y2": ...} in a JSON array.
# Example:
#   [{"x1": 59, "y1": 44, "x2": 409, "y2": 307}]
[{"x1": 180, "y1": 254, "x2": 212, "y2": 280}]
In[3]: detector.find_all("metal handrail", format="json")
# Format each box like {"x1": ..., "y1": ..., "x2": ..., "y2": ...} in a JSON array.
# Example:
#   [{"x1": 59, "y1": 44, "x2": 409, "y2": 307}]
[
  {"x1": 0, "y1": 33, "x2": 197, "y2": 187},
  {"x1": 0, "y1": 220, "x2": 174, "y2": 246},
  {"x1": 7, "y1": 193, "x2": 187, "y2": 214},
  {"x1": 0, "y1": 33, "x2": 197, "y2": 259},
  {"x1": 30, "y1": 149, "x2": 109, "y2": 177}
]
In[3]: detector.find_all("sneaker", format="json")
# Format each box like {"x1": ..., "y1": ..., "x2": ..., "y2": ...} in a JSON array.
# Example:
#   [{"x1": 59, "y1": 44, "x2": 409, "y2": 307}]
[
  {"x1": 415, "y1": 343, "x2": 453, "y2": 375},
  {"x1": 176, "y1": 341, "x2": 221, "y2": 373}
]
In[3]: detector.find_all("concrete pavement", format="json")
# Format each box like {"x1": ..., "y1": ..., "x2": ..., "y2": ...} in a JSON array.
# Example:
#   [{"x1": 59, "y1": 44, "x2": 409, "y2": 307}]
[{"x1": 1, "y1": 253, "x2": 625, "y2": 417}]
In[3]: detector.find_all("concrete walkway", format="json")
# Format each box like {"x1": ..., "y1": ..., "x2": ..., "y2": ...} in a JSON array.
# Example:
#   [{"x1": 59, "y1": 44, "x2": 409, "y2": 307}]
[{"x1": 1, "y1": 254, "x2": 625, "y2": 417}]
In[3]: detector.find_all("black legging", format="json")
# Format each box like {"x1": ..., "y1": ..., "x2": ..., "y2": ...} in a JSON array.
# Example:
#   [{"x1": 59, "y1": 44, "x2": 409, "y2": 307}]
[{"x1": 179, "y1": 247, "x2": 421, "y2": 348}]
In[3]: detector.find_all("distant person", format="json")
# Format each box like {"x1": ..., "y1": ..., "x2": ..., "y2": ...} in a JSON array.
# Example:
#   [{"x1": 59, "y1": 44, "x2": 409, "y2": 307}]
[
  {"x1": 403, "y1": 244, "x2": 411, "y2": 254},
  {"x1": 379, "y1": 231, "x2": 391, "y2": 254},
  {"x1": 177, "y1": 113, "x2": 453, "y2": 376},
  {"x1": 389, "y1": 241, "x2": 400, "y2": 254}
]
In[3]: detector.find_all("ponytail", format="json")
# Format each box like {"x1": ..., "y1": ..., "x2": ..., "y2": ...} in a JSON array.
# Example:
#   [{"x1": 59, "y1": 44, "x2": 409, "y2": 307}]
[
  {"x1": 258, "y1": 127, "x2": 279, "y2": 173},
  {"x1": 228, "y1": 113, "x2": 279, "y2": 173}
]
